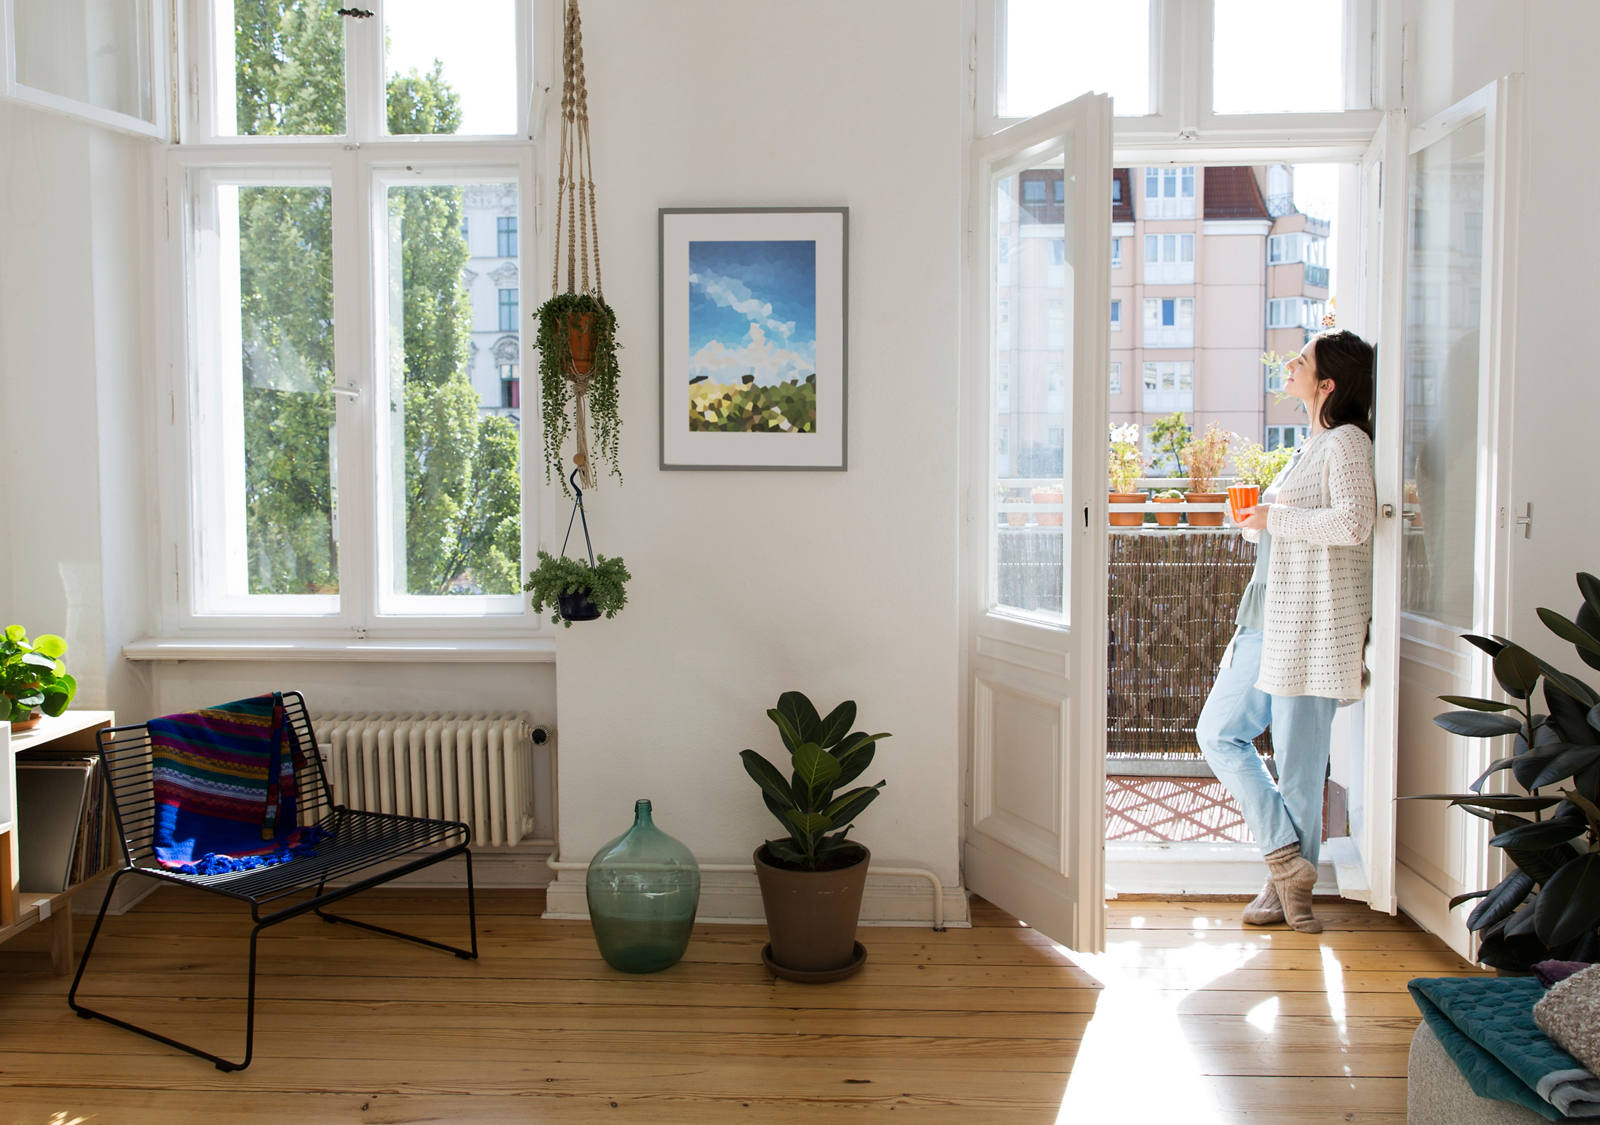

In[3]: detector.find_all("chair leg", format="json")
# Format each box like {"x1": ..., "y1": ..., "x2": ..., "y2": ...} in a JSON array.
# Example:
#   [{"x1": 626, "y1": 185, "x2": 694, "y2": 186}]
[
  {"x1": 67, "y1": 870, "x2": 260, "y2": 1071},
  {"x1": 312, "y1": 849, "x2": 479, "y2": 960}
]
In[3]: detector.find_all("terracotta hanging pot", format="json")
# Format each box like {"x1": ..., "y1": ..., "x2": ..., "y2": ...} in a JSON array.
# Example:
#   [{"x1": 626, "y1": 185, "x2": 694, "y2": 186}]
[{"x1": 564, "y1": 310, "x2": 598, "y2": 376}]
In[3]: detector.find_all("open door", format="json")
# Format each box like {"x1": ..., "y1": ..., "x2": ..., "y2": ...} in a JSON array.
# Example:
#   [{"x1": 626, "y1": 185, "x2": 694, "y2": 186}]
[
  {"x1": 963, "y1": 91, "x2": 1112, "y2": 953},
  {"x1": 1349, "y1": 108, "x2": 1409, "y2": 914},
  {"x1": 1392, "y1": 79, "x2": 1521, "y2": 959}
]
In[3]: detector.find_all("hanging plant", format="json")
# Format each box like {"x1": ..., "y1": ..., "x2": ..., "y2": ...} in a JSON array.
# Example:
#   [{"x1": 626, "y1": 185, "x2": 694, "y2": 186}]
[
  {"x1": 524, "y1": 549, "x2": 630, "y2": 627},
  {"x1": 535, "y1": 0, "x2": 621, "y2": 496}
]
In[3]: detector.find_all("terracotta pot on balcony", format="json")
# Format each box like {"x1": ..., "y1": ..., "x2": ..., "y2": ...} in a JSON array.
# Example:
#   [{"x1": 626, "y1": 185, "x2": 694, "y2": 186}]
[
  {"x1": 1108, "y1": 491, "x2": 1146, "y2": 528},
  {"x1": 1032, "y1": 487, "x2": 1064, "y2": 527},
  {"x1": 1184, "y1": 491, "x2": 1227, "y2": 527},
  {"x1": 1152, "y1": 494, "x2": 1184, "y2": 527}
]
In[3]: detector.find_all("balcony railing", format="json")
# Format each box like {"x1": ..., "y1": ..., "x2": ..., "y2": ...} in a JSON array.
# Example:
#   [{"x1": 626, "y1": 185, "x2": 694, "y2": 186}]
[
  {"x1": 994, "y1": 498, "x2": 1274, "y2": 763},
  {"x1": 1304, "y1": 263, "x2": 1330, "y2": 289}
]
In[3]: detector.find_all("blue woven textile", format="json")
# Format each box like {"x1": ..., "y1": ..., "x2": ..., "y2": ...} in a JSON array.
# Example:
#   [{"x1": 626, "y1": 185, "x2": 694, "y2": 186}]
[
  {"x1": 1410, "y1": 976, "x2": 1600, "y2": 1120},
  {"x1": 150, "y1": 694, "x2": 324, "y2": 875}
]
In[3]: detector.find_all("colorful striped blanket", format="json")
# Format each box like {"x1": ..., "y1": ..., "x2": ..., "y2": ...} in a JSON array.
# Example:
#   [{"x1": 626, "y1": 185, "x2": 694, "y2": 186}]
[{"x1": 150, "y1": 694, "x2": 325, "y2": 875}]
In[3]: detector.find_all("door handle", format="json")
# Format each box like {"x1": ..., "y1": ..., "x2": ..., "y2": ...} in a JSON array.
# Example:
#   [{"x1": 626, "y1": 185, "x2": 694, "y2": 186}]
[{"x1": 1514, "y1": 503, "x2": 1533, "y2": 540}]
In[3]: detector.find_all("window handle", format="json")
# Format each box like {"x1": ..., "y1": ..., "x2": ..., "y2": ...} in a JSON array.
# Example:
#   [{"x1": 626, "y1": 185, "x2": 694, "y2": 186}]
[{"x1": 330, "y1": 384, "x2": 360, "y2": 400}]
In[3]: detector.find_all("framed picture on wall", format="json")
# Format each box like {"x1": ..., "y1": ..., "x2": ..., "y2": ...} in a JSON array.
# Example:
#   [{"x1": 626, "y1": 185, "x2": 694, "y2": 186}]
[{"x1": 659, "y1": 207, "x2": 848, "y2": 470}]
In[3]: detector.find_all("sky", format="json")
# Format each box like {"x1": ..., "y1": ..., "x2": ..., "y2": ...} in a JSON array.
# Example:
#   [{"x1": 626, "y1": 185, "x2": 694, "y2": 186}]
[
  {"x1": 385, "y1": 0, "x2": 517, "y2": 136},
  {"x1": 687, "y1": 241, "x2": 818, "y2": 388}
]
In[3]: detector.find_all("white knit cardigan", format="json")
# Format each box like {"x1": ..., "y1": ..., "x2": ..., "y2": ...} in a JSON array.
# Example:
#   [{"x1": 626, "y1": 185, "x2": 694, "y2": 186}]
[{"x1": 1244, "y1": 423, "x2": 1375, "y2": 701}]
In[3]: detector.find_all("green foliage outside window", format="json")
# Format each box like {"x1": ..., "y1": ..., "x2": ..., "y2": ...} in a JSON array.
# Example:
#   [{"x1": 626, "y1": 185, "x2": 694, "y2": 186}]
[{"x1": 233, "y1": 0, "x2": 520, "y2": 597}]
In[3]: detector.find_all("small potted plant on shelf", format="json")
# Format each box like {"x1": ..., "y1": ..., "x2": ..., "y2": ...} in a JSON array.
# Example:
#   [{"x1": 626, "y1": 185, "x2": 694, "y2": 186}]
[
  {"x1": 0, "y1": 625, "x2": 77, "y2": 731},
  {"x1": 1179, "y1": 422, "x2": 1234, "y2": 527},
  {"x1": 1108, "y1": 423, "x2": 1146, "y2": 528},
  {"x1": 740, "y1": 690, "x2": 892, "y2": 982},
  {"x1": 524, "y1": 550, "x2": 631, "y2": 627},
  {"x1": 1151, "y1": 488, "x2": 1185, "y2": 527},
  {"x1": 1403, "y1": 572, "x2": 1600, "y2": 971}
]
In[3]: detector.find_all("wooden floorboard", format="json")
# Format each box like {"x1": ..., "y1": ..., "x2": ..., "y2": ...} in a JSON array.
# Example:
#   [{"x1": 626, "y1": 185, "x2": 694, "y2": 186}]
[{"x1": 0, "y1": 887, "x2": 1481, "y2": 1124}]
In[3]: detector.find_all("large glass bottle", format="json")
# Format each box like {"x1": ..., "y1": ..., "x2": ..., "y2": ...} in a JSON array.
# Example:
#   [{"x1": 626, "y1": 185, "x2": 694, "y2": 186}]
[{"x1": 585, "y1": 799, "x2": 700, "y2": 972}]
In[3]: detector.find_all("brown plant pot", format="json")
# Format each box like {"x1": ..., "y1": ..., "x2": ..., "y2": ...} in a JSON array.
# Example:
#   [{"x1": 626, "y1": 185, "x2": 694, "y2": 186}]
[
  {"x1": 564, "y1": 310, "x2": 597, "y2": 376},
  {"x1": 1185, "y1": 491, "x2": 1227, "y2": 527},
  {"x1": 8, "y1": 710, "x2": 41, "y2": 732},
  {"x1": 753, "y1": 843, "x2": 870, "y2": 978},
  {"x1": 1031, "y1": 488, "x2": 1064, "y2": 527},
  {"x1": 1152, "y1": 495, "x2": 1184, "y2": 527},
  {"x1": 1108, "y1": 491, "x2": 1147, "y2": 527}
]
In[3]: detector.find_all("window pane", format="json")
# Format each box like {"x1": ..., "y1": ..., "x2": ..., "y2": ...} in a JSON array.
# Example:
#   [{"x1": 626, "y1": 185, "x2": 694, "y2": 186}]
[
  {"x1": 1000, "y1": 0, "x2": 1150, "y2": 118},
  {"x1": 13, "y1": 0, "x2": 155, "y2": 123},
  {"x1": 194, "y1": 179, "x2": 338, "y2": 606},
  {"x1": 1402, "y1": 118, "x2": 1485, "y2": 627},
  {"x1": 385, "y1": 0, "x2": 516, "y2": 135},
  {"x1": 228, "y1": 0, "x2": 346, "y2": 135},
  {"x1": 1213, "y1": 0, "x2": 1352, "y2": 114},
  {"x1": 383, "y1": 181, "x2": 523, "y2": 603}
]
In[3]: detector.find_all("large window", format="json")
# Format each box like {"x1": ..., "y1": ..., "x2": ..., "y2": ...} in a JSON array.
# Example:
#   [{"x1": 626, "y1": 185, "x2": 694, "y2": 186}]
[
  {"x1": 168, "y1": 0, "x2": 534, "y2": 631},
  {"x1": 1141, "y1": 361, "x2": 1194, "y2": 413},
  {"x1": 1143, "y1": 166, "x2": 1197, "y2": 219},
  {"x1": 1267, "y1": 297, "x2": 1327, "y2": 330},
  {"x1": 1142, "y1": 297, "x2": 1194, "y2": 347},
  {"x1": 1143, "y1": 231, "x2": 1195, "y2": 283}
]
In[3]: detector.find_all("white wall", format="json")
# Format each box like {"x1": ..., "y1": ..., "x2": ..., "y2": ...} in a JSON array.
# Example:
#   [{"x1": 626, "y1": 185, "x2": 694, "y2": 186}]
[
  {"x1": 1406, "y1": 0, "x2": 1600, "y2": 658},
  {"x1": 546, "y1": 0, "x2": 966, "y2": 918},
  {"x1": 0, "y1": 102, "x2": 152, "y2": 721}
]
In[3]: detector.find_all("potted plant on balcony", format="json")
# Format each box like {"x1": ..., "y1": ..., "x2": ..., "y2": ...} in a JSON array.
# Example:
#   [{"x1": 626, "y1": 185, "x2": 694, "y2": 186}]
[
  {"x1": 1233, "y1": 438, "x2": 1295, "y2": 491},
  {"x1": 740, "y1": 691, "x2": 892, "y2": 982},
  {"x1": 0, "y1": 625, "x2": 76, "y2": 732},
  {"x1": 1178, "y1": 423, "x2": 1233, "y2": 527},
  {"x1": 1031, "y1": 483, "x2": 1065, "y2": 527},
  {"x1": 524, "y1": 549, "x2": 631, "y2": 627},
  {"x1": 1108, "y1": 423, "x2": 1146, "y2": 528},
  {"x1": 1151, "y1": 488, "x2": 1185, "y2": 527},
  {"x1": 1403, "y1": 572, "x2": 1600, "y2": 971}
]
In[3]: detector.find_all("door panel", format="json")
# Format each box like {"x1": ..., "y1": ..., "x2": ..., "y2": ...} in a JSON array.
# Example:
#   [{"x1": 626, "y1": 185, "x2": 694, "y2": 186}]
[{"x1": 964, "y1": 90, "x2": 1112, "y2": 953}]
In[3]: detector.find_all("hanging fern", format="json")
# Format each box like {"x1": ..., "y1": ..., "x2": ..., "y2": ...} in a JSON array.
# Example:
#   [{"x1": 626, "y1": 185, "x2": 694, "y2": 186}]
[
  {"x1": 535, "y1": 292, "x2": 621, "y2": 496},
  {"x1": 523, "y1": 549, "x2": 630, "y2": 627}
]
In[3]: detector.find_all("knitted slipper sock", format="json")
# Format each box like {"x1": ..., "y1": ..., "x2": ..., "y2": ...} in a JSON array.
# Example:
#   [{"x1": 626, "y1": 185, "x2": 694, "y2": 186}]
[
  {"x1": 1241, "y1": 877, "x2": 1284, "y2": 926},
  {"x1": 1264, "y1": 844, "x2": 1321, "y2": 933}
]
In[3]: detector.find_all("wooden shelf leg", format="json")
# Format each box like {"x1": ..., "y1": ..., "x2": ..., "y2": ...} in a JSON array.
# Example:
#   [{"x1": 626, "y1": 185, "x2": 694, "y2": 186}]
[{"x1": 46, "y1": 904, "x2": 73, "y2": 975}]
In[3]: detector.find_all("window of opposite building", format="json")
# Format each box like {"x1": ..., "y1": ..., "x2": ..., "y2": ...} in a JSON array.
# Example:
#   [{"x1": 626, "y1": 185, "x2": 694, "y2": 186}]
[
  {"x1": 1109, "y1": 362, "x2": 1122, "y2": 395},
  {"x1": 496, "y1": 216, "x2": 518, "y2": 257},
  {"x1": 1142, "y1": 297, "x2": 1194, "y2": 347},
  {"x1": 498, "y1": 288, "x2": 519, "y2": 331}
]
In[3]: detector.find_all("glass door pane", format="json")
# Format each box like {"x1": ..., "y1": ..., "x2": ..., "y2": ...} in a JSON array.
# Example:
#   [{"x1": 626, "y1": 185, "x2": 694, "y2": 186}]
[
  {"x1": 1401, "y1": 118, "x2": 1486, "y2": 627},
  {"x1": 992, "y1": 157, "x2": 1071, "y2": 622}
]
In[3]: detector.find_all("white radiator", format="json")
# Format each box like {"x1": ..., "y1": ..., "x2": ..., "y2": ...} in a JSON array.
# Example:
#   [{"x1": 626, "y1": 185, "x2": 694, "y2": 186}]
[{"x1": 311, "y1": 713, "x2": 538, "y2": 847}]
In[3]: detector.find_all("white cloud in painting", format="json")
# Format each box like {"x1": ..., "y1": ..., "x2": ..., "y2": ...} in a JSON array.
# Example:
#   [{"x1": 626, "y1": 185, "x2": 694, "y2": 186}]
[
  {"x1": 688, "y1": 270, "x2": 797, "y2": 341},
  {"x1": 689, "y1": 323, "x2": 814, "y2": 386}
]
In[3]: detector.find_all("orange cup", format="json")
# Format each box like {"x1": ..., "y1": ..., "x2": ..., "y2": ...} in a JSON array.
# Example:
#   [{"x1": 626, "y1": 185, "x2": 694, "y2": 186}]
[{"x1": 1228, "y1": 484, "x2": 1260, "y2": 524}]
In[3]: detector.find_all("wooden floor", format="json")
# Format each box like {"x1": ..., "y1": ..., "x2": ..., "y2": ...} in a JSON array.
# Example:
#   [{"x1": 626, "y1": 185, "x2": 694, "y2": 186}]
[{"x1": 0, "y1": 886, "x2": 1482, "y2": 1124}]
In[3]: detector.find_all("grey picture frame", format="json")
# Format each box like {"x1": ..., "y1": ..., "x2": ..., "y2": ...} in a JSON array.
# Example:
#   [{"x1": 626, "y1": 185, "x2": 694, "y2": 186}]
[{"x1": 658, "y1": 206, "x2": 849, "y2": 471}]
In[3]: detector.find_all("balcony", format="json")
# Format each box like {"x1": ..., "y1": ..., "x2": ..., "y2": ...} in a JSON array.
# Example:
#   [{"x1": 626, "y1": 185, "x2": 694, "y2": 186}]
[
  {"x1": 996, "y1": 488, "x2": 1275, "y2": 844},
  {"x1": 1304, "y1": 263, "x2": 1330, "y2": 289}
]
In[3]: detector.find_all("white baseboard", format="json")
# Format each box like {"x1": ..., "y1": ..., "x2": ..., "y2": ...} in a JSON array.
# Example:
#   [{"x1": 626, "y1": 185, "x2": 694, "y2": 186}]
[
  {"x1": 1106, "y1": 840, "x2": 1341, "y2": 897},
  {"x1": 544, "y1": 865, "x2": 969, "y2": 930}
]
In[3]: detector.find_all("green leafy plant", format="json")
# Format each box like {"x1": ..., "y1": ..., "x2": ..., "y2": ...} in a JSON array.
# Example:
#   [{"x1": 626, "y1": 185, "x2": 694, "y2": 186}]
[
  {"x1": 739, "y1": 691, "x2": 892, "y2": 871},
  {"x1": 535, "y1": 292, "x2": 622, "y2": 496},
  {"x1": 1108, "y1": 423, "x2": 1144, "y2": 494},
  {"x1": 1233, "y1": 438, "x2": 1295, "y2": 490},
  {"x1": 1405, "y1": 572, "x2": 1600, "y2": 970},
  {"x1": 0, "y1": 625, "x2": 77, "y2": 722},
  {"x1": 1148, "y1": 411, "x2": 1192, "y2": 477},
  {"x1": 1179, "y1": 422, "x2": 1234, "y2": 494},
  {"x1": 523, "y1": 550, "x2": 630, "y2": 627}
]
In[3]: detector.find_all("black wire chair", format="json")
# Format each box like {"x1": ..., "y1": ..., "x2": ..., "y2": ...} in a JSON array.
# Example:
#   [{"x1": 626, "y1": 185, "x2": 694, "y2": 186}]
[{"x1": 67, "y1": 690, "x2": 477, "y2": 1071}]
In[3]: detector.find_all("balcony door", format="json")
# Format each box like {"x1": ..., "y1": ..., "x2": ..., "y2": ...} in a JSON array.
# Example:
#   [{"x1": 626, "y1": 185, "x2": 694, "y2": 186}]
[{"x1": 964, "y1": 91, "x2": 1112, "y2": 953}]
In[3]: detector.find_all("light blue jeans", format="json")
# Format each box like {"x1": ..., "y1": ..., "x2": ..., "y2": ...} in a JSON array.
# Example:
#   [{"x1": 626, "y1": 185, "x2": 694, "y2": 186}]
[{"x1": 1196, "y1": 627, "x2": 1338, "y2": 865}]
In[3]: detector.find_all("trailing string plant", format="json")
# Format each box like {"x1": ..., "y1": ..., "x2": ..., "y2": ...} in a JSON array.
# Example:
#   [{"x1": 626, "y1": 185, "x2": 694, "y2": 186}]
[
  {"x1": 535, "y1": 0, "x2": 621, "y2": 497},
  {"x1": 739, "y1": 691, "x2": 892, "y2": 871},
  {"x1": 1406, "y1": 572, "x2": 1600, "y2": 971}
]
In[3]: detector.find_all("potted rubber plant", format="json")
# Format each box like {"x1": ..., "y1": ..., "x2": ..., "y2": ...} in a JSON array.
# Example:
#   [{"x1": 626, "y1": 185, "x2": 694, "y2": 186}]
[
  {"x1": 740, "y1": 691, "x2": 892, "y2": 981},
  {"x1": 1178, "y1": 422, "x2": 1233, "y2": 527},
  {"x1": 1404, "y1": 572, "x2": 1600, "y2": 971},
  {"x1": 0, "y1": 625, "x2": 77, "y2": 731},
  {"x1": 524, "y1": 549, "x2": 630, "y2": 627}
]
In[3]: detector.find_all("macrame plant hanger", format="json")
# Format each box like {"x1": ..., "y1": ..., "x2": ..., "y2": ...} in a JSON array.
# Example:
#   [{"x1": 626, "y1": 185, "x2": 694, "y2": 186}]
[{"x1": 552, "y1": 0, "x2": 603, "y2": 491}]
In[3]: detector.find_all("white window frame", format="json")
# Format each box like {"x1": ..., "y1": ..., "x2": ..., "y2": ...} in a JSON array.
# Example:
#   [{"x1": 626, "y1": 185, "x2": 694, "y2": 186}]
[
  {"x1": 1265, "y1": 424, "x2": 1309, "y2": 451},
  {"x1": 152, "y1": 0, "x2": 545, "y2": 640},
  {"x1": 978, "y1": 0, "x2": 1383, "y2": 158},
  {"x1": 1109, "y1": 361, "x2": 1122, "y2": 394},
  {"x1": 1142, "y1": 296, "x2": 1194, "y2": 347},
  {"x1": 0, "y1": 0, "x2": 170, "y2": 139}
]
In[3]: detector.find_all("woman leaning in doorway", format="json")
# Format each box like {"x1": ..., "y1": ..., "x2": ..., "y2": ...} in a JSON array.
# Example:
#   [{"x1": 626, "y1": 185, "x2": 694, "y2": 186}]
[{"x1": 1196, "y1": 329, "x2": 1377, "y2": 934}]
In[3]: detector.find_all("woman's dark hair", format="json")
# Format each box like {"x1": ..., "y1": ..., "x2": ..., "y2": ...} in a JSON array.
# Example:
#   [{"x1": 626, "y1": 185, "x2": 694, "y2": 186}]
[{"x1": 1311, "y1": 329, "x2": 1375, "y2": 438}]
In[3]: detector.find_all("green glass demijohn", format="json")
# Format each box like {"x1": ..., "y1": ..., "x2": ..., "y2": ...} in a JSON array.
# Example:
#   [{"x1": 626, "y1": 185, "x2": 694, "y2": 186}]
[{"x1": 585, "y1": 799, "x2": 701, "y2": 973}]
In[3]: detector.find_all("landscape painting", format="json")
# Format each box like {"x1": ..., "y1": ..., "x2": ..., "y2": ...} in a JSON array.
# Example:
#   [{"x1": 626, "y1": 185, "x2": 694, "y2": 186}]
[{"x1": 660, "y1": 208, "x2": 847, "y2": 470}]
